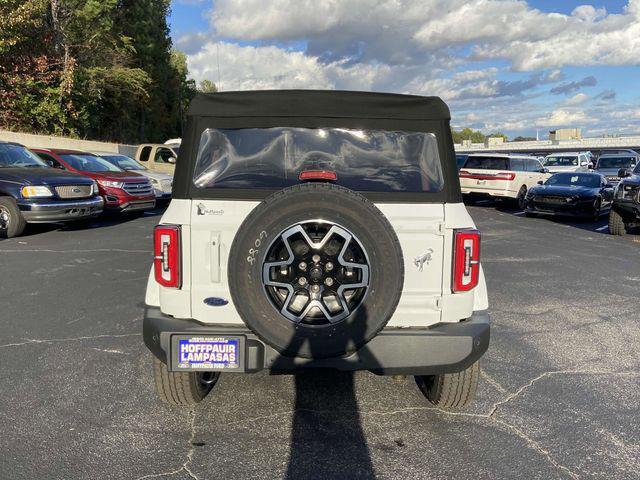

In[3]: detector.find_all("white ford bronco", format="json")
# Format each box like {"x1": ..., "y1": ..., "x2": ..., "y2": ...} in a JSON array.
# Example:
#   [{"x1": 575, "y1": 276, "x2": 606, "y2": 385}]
[{"x1": 144, "y1": 90, "x2": 490, "y2": 410}]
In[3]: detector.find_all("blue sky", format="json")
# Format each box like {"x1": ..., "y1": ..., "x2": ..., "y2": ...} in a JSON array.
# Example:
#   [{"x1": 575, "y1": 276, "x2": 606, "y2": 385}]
[{"x1": 169, "y1": 1, "x2": 640, "y2": 139}]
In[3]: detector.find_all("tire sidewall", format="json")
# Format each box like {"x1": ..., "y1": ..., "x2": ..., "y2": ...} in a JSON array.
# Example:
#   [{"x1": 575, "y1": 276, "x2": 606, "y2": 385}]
[
  {"x1": 228, "y1": 184, "x2": 404, "y2": 359},
  {"x1": 0, "y1": 197, "x2": 25, "y2": 239}
]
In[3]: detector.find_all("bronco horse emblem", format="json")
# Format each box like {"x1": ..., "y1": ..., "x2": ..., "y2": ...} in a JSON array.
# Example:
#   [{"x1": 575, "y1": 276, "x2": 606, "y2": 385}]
[{"x1": 413, "y1": 249, "x2": 434, "y2": 271}]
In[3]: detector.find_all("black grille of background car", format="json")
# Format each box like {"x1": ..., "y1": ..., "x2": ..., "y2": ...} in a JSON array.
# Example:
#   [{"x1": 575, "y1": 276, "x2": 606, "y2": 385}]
[
  {"x1": 535, "y1": 195, "x2": 570, "y2": 204},
  {"x1": 55, "y1": 185, "x2": 93, "y2": 199},
  {"x1": 123, "y1": 182, "x2": 153, "y2": 196}
]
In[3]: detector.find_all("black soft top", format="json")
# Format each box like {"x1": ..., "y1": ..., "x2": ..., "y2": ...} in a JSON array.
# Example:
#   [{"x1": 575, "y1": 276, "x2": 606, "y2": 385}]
[
  {"x1": 174, "y1": 90, "x2": 460, "y2": 203},
  {"x1": 187, "y1": 90, "x2": 450, "y2": 121}
]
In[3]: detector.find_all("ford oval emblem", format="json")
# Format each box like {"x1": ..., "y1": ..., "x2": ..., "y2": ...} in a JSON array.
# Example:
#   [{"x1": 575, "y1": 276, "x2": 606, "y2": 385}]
[
  {"x1": 72, "y1": 187, "x2": 81, "y2": 193},
  {"x1": 204, "y1": 297, "x2": 229, "y2": 307}
]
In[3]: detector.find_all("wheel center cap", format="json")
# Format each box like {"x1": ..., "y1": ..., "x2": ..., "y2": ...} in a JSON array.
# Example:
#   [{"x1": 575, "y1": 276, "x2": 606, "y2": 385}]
[{"x1": 309, "y1": 266, "x2": 323, "y2": 282}]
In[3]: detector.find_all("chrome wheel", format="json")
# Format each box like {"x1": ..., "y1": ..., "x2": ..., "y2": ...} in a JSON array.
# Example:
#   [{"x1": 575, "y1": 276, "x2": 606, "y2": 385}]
[
  {"x1": 262, "y1": 220, "x2": 370, "y2": 326},
  {"x1": 0, "y1": 206, "x2": 10, "y2": 233}
]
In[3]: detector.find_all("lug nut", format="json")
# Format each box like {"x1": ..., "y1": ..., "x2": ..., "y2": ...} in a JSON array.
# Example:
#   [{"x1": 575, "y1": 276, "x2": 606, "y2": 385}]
[
  {"x1": 298, "y1": 277, "x2": 308, "y2": 286},
  {"x1": 310, "y1": 284, "x2": 320, "y2": 293},
  {"x1": 324, "y1": 277, "x2": 334, "y2": 287},
  {"x1": 298, "y1": 261, "x2": 307, "y2": 271},
  {"x1": 325, "y1": 262, "x2": 334, "y2": 271},
  {"x1": 312, "y1": 254, "x2": 321, "y2": 263}
]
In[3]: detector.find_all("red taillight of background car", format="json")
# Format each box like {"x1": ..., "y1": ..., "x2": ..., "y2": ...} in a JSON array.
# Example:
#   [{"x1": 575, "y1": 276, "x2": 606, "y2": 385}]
[
  {"x1": 452, "y1": 229, "x2": 481, "y2": 292},
  {"x1": 154, "y1": 225, "x2": 181, "y2": 288},
  {"x1": 459, "y1": 170, "x2": 515, "y2": 181}
]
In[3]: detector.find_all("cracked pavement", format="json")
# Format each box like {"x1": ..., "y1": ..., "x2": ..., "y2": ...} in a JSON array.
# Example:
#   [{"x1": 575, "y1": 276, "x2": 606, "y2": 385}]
[{"x1": 0, "y1": 206, "x2": 638, "y2": 479}]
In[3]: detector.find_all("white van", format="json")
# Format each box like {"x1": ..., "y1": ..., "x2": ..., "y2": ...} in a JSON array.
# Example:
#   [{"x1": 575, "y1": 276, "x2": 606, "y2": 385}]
[
  {"x1": 459, "y1": 153, "x2": 550, "y2": 209},
  {"x1": 543, "y1": 152, "x2": 591, "y2": 173}
]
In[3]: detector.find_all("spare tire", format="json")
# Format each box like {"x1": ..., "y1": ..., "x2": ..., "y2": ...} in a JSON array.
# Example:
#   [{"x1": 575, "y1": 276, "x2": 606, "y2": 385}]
[{"x1": 228, "y1": 183, "x2": 404, "y2": 359}]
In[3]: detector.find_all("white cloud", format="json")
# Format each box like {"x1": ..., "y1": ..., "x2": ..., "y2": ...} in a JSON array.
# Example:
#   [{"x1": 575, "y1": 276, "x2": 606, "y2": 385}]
[
  {"x1": 564, "y1": 93, "x2": 589, "y2": 106},
  {"x1": 537, "y1": 109, "x2": 589, "y2": 127},
  {"x1": 209, "y1": 0, "x2": 640, "y2": 71},
  {"x1": 179, "y1": 0, "x2": 640, "y2": 136}
]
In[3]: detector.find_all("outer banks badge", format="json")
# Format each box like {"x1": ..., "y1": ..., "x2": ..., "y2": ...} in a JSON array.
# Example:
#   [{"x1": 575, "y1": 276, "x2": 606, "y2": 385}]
[{"x1": 177, "y1": 336, "x2": 240, "y2": 370}]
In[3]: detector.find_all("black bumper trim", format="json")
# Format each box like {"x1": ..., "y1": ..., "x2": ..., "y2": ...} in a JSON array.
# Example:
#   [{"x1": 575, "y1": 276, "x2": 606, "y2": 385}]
[{"x1": 143, "y1": 307, "x2": 490, "y2": 376}]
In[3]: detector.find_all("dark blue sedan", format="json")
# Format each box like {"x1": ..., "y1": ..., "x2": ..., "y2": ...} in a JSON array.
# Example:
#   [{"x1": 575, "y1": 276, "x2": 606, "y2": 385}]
[{"x1": 524, "y1": 172, "x2": 614, "y2": 220}]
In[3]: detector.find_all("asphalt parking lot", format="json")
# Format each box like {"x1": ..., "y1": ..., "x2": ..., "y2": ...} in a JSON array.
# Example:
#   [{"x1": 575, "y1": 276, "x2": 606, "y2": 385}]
[{"x1": 1, "y1": 206, "x2": 638, "y2": 480}]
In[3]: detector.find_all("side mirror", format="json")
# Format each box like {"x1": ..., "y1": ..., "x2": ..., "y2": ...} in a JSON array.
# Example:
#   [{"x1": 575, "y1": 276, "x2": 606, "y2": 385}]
[
  {"x1": 618, "y1": 168, "x2": 630, "y2": 178},
  {"x1": 537, "y1": 180, "x2": 544, "y2": 185},
  {"x1": 45, "y1": 160, "x2": 54, "y2": 167},
  {"x1": 580, "y1": 161, "x2": 588, "y2": 167},
  {"x1": 540, "y1": 167, "x2": 549, "y2": 173},
  {"x1": 168, "y1": 157, "x2": 177, "y2": 164}
]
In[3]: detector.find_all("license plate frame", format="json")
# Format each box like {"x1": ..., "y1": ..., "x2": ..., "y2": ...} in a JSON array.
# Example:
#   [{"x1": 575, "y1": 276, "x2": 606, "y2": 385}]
[{"x1": 171, "y1": 335, "x2": 245, "y2": 372}]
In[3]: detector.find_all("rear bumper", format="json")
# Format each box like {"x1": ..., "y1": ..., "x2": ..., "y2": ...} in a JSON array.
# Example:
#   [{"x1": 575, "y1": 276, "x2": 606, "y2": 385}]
[
  {"x1": 461, "y1": 189, "x2": 516, "y2": 199},
  {"x1": 18, "y1": 197, "x2": 104, "y2": 222},
  {"x1": 143, "y1": 306, "x2": 490, "y2": 376}
]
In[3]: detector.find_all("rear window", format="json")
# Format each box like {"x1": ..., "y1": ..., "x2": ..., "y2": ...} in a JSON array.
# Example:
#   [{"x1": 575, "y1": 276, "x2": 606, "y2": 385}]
[
  {"x1": 597, "y1": 157, "x2": 636, "y2": 169},
  {"x1": 543, "y1": 156, "x2": 578, "y2": 167},
  {"x1": 462, "y1": 156, "x2": 509, "y2": 170},
  {"x1": 192, "y1": 127, "x2": 444, "y2": 193}
]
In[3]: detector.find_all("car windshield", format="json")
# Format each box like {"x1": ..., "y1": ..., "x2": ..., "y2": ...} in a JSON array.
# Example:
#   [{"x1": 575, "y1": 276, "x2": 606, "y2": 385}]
[
  {"x1": 101, "y1": 154, "x2": 146, "y2": 171},
  {"x1": 543, "y1": 156, "x2": 578, "y2": 167},
  {"x1": 0, "y1": 144, "x2": 48, "y2": 168},
  {"x1": 545, "y1": 173, "x2": 600, "y2": 188},
  {"x1": 597, "y1": 157, "x2": 636, "y2": 169},
  {"x1": 193, "y1": 127, "x2": 444, "y2": 193},
  {"x1": 462, "y1": 156, "x2": 509, "y2": 170},
  {"x1": 59, "y1": 154, "x2": 122, "y2": 172}
]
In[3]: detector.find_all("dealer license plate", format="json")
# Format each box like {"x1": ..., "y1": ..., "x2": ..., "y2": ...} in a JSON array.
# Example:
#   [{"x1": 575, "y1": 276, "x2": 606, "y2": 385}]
[{"x1": 173, "y1": 336, "x2": 243, "y2": 371}]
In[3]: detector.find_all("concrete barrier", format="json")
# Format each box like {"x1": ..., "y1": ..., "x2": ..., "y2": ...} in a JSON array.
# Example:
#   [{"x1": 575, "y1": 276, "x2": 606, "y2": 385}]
[{"x1": 0, "y1": 130, "x2": 137, "y2": 158}]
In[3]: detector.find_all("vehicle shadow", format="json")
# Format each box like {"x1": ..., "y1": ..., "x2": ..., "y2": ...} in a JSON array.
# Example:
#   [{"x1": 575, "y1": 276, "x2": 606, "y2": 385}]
[
  {"x1": 272, "y1": 306, "x2": 378, "y2": 480},
  {"x1": 18, "y1": 207, "x2": 166, "y2": 237}
]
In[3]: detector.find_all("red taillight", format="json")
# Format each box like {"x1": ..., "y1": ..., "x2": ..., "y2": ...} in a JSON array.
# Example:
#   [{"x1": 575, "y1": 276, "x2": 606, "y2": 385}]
[
  {"x1": 154, "y1": 225, "x2": 181, "y2": 288},
  {"x1": 452, "y1": 229, "x2": 480, "y2": 292},
  {"x1": 494, "y1": 172, "x2": 516, "y2": 181},
  {"x1": 459, "y1": 170, "x2": 515, "y2": 181},
  {"x1": 299, "y1": 170, "x2": 338, "y2": 181}
]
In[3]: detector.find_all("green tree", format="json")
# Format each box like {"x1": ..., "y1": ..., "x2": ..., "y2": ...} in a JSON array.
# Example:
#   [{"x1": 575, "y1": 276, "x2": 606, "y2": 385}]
[
  {"x1": 198, "y1": 79, "x2": 217, "y2": 93},
  {"x1": 0, "y1": 0, "x2": 192, "y2": 143}
]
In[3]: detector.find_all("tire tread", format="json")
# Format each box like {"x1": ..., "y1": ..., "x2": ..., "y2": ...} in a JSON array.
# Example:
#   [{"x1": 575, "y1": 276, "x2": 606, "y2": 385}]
[
  {"x1": 608, "y1": 209, "x2": 627, "y2": 235},
  {"x1": 153, "y1": 357, "x2": 214, "y2": 406},
  {"x1": 417, "y1": 361, "x2": 480, "y2": 410}
]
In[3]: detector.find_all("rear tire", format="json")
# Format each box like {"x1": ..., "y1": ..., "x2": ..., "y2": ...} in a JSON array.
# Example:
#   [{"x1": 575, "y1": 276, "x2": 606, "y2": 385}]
[
  {"x1": 0, "y1": 196, "x2": 26, "y2": 238},
  {"x1": 153, "y1": 357, "x2": 219, "y2": 406},
  {"x1": 516, "y1": 186, "x2": 527, "y2": 210},
  {"x1": 415, "y1": 361, "x2": 480, "y2": 410},
  {"x1": 608, "y1": 209, "x2": 627, "y2": 235}
]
